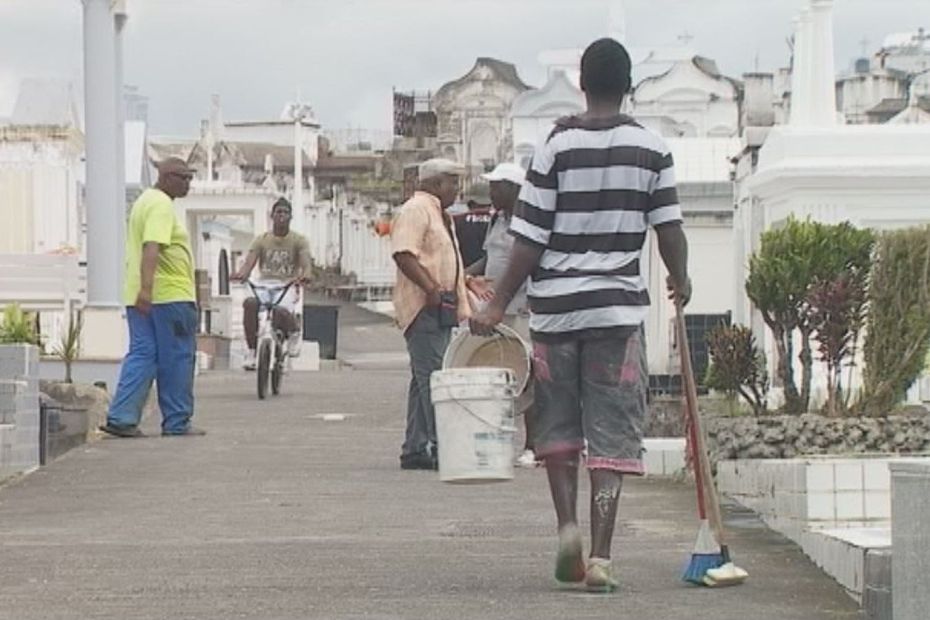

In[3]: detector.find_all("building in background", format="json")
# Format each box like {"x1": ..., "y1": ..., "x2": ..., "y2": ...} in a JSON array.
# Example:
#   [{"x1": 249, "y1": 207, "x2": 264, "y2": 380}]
[
  {"x1": 836, "y1": 28, "x2": 930, "y2": 125},
  {"x1": 432, "y1": 57, "x2": 530, "y2": 188},
  {"x1": 628, "y1": 56, "x2": 741, "y2": 138},
  {"x1": 733, "y1": 4, "x2": 930, "y2": 407},
  {"x1": 510, "y1": 70, "x2": 584, "y2": 169},
  {"x1": 0, "y1": 78, "x2": 151, "y2": 258}
]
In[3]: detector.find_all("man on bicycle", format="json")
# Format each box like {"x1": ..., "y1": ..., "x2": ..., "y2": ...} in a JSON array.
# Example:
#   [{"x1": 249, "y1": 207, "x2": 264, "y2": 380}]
[{"x1": 232, "y1": 197, "x2": 311, "y2": 370}]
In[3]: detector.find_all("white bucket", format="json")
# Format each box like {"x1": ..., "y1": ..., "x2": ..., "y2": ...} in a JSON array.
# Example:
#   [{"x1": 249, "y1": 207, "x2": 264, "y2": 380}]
[
  {"x1": 442, "y1": 323, "x2": 533, "y2": 414},
  {"x1": 431, "y1": 367, "x2": 517, "y2": 484}
]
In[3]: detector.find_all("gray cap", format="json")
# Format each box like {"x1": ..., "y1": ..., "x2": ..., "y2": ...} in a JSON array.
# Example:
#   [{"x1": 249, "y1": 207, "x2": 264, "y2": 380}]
[{"x1": 418, "y1": 158, "x2": 466, "y2": 181}]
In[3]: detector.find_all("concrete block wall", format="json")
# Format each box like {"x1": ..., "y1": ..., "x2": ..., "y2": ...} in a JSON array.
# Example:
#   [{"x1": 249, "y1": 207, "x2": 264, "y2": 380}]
[
  {"x1": 890, "y1": 462, "x2": 930, "y2": 620},
  {"x1": 715, "y1": 455, "x2": 930, "y2": 603},
  {"x1": 717, "y1": 456, "x2": 901, "y2": 543},
  {"x1": 0, "y1": 345, "x2": 40, "y2": 479},
  {"x1": 642, "y1": 438, "x2": 686, "y2": 477},
  {"x1": 863, "y1": 549, "x2": 892, "y2": 620},
  {"x1": 798, "y1": 527, "x2": 891, "y2": 603}
]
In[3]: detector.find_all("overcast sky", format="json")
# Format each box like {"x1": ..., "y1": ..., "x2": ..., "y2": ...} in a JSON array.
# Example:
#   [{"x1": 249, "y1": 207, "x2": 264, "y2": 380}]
[{"x1": 0, "y1": 1, "x2": 924, "y2": 136}]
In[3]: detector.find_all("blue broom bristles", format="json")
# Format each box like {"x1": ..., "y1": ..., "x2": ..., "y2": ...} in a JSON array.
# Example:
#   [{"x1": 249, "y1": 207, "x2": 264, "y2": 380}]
[
  {"x1": 682, "y1": 520, "x2": 724, "y2": 585},
  {"x1": 682, "y1": 552, "x2": 724, "y2": 584}
]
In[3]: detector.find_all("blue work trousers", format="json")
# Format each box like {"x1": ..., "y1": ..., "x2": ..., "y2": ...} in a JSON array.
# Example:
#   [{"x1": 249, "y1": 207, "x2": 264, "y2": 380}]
[{"x1": 107, "y1": 302, "x2": 198, "y2": 434}]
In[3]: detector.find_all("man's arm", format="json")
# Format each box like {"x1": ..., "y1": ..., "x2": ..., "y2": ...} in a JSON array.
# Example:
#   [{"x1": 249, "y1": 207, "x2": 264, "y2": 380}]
[
  {"x1": 136, "y1": 242, "x2": 160, "y2": 314},
  {"x1": 655, "y1": 222, "x2": 691, "y2": 305},
  {"x1": 232, "y1": 250, "x2": 259, "y2": 281},
  {"x1": 646, "y1": 146, "x2": 690, "y2": 305},
  {"x1": 294, "y1": 237, "x2": 312, "y2": 282},
  {"x1": 137, "y1": 198, "x2": 174, "y2": 313},
  {"x1": 470, "y1": 237, "x2": 542, "y2": 335},
  {"x1": 464, "y1": 256, "x2": 494, "y2": 301},
  {"x1": 390, "y1": 203, "x2": 444, "y2": 306},
  {"x1": 393, "y1": 251, "x2": 442, "y2": 307},
  {"x1": 472, "y1": 139, "x2": 556, "y2": 333},
  {"x1": 465, "y1": 256, "x2": 487, "y2": 277}
]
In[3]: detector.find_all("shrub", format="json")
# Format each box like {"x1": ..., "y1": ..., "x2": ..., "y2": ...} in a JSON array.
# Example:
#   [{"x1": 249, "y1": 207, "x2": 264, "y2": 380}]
[
  {"x1": 0, "y1": 304, "x2": 40, "y2": 346},
  {"x1": 705, "y1": 324, "x2": 769, "y2": 416},
  {"x1": 746, "y1": 218, "x2": 873, "y2": 413},
  {"x1": 806, "y1": 275, "x2": 867, "y2": 416},
  {"x1": 859, "y1": 227, "x2": 930, "y2": 415},
  {"x1": 52, "y1": 311, "x2": 83, "y2": 384}
]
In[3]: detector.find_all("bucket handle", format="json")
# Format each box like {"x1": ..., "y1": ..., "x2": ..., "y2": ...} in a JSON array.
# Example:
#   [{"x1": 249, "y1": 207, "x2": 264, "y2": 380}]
[{"x1": 451, "y1": 398, "x2": 517, "y2": 434}]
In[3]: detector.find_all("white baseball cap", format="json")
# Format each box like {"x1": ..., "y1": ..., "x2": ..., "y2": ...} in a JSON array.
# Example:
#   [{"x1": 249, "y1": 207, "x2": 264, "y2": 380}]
[
  {"x1": 418, "y1": 158, "x2": 466, "y2": 180},
  {"x1": 481, "y1": 162, "x2": 526, "y2": 186}
]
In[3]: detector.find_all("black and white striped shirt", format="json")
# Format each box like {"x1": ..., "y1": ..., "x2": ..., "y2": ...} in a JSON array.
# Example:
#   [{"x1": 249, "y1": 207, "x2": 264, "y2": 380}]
[{"x1": 510, "y1": 114, "x2": 682, "y2": 341}]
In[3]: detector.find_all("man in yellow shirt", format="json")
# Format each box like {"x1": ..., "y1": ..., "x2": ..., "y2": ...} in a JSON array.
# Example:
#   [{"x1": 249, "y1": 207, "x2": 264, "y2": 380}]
[{"x1": 100, "y1": 157, "x2": 204, "y2": 438}]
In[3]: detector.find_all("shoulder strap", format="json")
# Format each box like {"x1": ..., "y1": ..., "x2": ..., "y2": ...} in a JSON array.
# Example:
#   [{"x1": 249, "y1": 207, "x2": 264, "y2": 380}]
[{"x1": 441, "y1": 211, "x2": 461, "y2": 287}]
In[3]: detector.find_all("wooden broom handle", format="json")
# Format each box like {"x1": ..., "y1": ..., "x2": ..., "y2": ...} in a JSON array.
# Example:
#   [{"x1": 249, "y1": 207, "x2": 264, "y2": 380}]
[{"x1": 675, "y1": 298, "x2": 727, "y2": 547}]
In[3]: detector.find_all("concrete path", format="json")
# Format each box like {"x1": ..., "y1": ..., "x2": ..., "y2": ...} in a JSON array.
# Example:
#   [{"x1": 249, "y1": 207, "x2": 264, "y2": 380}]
[{"x1": 0, "y1": 304, "x2": 861, "y2": 619}]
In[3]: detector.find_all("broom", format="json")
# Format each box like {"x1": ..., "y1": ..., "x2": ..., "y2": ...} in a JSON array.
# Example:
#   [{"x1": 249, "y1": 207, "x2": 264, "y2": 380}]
[{"x1": 675, "y1": 298, "x2": 748, "y2": 587}]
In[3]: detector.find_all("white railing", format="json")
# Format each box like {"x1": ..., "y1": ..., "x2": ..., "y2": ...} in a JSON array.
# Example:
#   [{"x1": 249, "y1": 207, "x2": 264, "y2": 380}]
[{"x1": 0, "y1": 254, "x2": 84, "y2": 349}]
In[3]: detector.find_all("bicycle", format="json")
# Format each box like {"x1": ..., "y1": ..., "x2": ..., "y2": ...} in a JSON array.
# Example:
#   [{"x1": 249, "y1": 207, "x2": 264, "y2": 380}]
[{"x1": 247, "y1": 280, "x2": 296, "y2": 400}]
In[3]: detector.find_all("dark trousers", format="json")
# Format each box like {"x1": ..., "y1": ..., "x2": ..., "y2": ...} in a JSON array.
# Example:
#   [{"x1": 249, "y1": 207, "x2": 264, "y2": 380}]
[{"x1": 402, "y1": 309, "x2": 451, "y2": 458}]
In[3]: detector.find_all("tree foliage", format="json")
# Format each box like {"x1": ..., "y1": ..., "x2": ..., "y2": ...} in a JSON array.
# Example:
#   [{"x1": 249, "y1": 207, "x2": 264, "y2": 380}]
[
  {"x1": 859, "y1": 227, "x2": 930, "y2": 415},
  {"x1": 806, "y1": 276, "x2": 867, "y2": 416},
  {"x1": 705, "y1": 324, "x2": 769, "y2": 416},
  {"x1": 0, "y1": 304, "x2": 40, "y2": 346},
  {"x1": 746, "y1": 218, "x2": 873, "y2": 414}
]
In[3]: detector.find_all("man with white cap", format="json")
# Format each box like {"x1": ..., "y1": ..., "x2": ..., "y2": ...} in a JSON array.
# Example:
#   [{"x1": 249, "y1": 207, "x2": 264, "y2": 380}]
[
  {"x1": 391, "y1": 158, "x2": 471, "y2": 470},
  {"x1": 465, "y1": 162, "x2": 538, "y2": 467}
]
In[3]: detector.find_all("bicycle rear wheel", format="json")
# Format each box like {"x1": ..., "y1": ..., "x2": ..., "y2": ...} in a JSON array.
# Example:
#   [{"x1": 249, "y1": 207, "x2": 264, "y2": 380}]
[
  {"x1": 257, "y1": 340, "x2": 272, "y2": 399},
  {"x1": 271, "y1": 341, "x2": 283, "y2": 396}
]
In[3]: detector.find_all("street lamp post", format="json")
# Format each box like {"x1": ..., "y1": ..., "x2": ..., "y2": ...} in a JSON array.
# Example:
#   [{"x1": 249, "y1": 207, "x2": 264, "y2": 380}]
[
  {"x1": 285, "y1": 102, "x2": 313, "y2": 239},
  {"x1": 80, "y1": 0, "x2": 129, "y2": 365},
  {"x1": 82, "y1": 0, "x2": 123, "y2": 306}
]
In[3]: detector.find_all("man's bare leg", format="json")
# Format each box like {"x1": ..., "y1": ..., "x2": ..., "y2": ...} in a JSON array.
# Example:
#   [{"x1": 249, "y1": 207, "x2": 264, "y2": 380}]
[
  {"x1": 547, "y1": 453, "x2": 585, "y2": 583},
  {"x1": 243, "y1": 297, "x2": 259, "y2": 351},
  {"x1": 586, "y1": 468, "x2": 623, "y2": 592},
  {"x1": 589, "y1": 469, "x2": 623, "y2": 559}
]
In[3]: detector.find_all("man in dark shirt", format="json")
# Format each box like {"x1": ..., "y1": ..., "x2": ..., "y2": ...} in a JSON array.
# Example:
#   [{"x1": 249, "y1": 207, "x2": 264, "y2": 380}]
[{"x1": 452, "y1": 200, "x2": 492, "y2": 268}]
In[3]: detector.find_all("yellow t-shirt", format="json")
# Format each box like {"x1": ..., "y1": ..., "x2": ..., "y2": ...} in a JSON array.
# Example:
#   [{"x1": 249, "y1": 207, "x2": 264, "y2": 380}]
[{"x1": 123, "y1": 188, "x2": 196, "y2": 305}]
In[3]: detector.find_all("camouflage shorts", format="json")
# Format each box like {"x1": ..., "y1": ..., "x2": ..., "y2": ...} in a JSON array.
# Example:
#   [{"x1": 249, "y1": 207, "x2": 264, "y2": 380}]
[{"x1": 531, "y1": 326, "x2": 647, "y2": 474}]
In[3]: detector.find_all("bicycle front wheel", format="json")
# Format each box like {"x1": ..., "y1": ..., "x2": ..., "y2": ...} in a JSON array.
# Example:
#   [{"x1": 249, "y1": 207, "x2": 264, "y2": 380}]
[
  {"x1": 271, "y1": 342, "x2": 283, "y2": 396},
  {"x1": 257, "y1": 340, "x2": 272, "y2": 400}
]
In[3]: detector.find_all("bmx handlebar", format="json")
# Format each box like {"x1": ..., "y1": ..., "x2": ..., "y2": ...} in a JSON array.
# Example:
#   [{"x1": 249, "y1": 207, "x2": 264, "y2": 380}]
[{"x1": 246, "y1": 279, "x2": 297, "y2": 309}]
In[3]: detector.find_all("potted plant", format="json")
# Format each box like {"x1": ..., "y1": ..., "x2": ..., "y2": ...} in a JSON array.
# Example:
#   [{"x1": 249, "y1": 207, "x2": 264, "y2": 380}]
[{"x1": 52, "y1": 311, "x2": 83, "y2": 384}]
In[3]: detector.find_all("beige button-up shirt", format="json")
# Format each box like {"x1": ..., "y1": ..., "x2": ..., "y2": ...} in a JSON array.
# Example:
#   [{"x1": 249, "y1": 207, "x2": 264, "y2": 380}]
[{"x1": 391, "y1": 191, "x2": 470, "y2": 332}]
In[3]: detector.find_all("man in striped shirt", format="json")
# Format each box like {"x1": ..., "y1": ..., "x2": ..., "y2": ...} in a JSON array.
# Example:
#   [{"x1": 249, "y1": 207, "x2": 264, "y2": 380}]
[{"x1": 473, "y1": 38, "x2": 690, "y2": 592}]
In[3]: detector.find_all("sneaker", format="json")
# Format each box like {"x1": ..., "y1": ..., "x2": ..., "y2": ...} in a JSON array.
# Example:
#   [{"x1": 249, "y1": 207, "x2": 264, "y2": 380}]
[
  {"x1": 98, "y1": 424, "x2": 143, "y2": 438},
  {"x1": 243, "y1": 349, "x2": 256, "y2": 371},
  {"x1": 400, "y1": 452, "x2": 436, "y2": 470},
  {"x1": 516, "y1": 449, "x2": 538, "y2": 468},
  {"x1": 555, "y1": 524, "x2": 585, "y2": 584},
  {"x1": 287, "y1": 332, "x2": 302, "y2": 357},
  {"x1": 162, "y1": 427, "x2": 207, "y2": 437},
  {"x1": 585, "y1": 557, "x2": 619, "y2": 593}
]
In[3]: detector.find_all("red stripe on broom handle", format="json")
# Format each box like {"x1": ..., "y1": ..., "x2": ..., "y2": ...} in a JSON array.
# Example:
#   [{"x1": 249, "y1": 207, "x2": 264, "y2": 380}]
[{"x1": 675, "y1": 298, "x2": 727, "y2": 547}]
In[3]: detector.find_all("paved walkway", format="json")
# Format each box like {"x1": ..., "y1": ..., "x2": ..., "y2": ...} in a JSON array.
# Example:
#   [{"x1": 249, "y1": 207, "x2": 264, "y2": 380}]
[{"x1": 0, "y1": 304, "x2": 860, "y2": 619}]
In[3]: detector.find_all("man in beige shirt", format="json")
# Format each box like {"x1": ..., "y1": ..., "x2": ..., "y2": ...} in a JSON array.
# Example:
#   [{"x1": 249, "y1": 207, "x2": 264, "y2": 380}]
[{"x1": 391, "y1": 158, "x2": 470, "y2": 470}]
